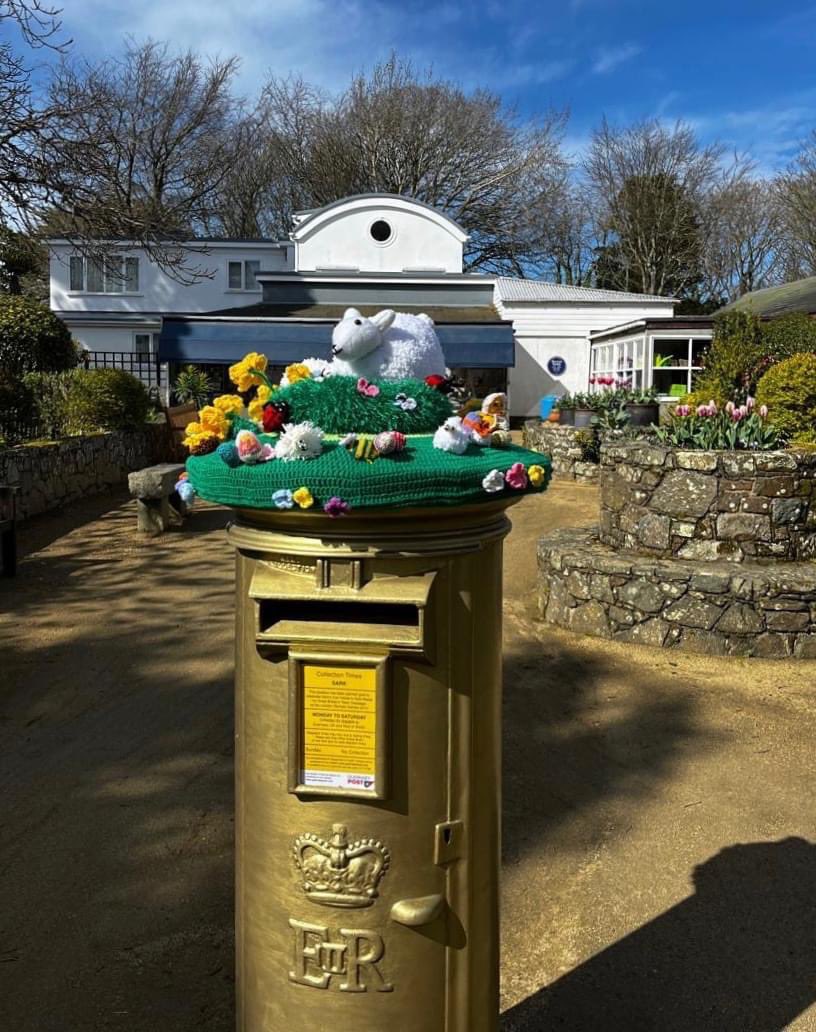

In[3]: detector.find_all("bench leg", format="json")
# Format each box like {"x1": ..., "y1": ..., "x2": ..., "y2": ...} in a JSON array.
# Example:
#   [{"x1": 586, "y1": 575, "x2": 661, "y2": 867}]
[
  {"x1": 1, "y1": 525, "x2": 16, "y2": 577},
  {"x1": 135, "y1": 497, "x2": 171, "y2": 535},
  {"x1": 168, "y1": 490, "x2": 188, "y2": 521}
]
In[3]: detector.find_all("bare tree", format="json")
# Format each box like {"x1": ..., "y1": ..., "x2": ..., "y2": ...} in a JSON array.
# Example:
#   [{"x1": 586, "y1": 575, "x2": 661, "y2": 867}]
[
  {"x1": 585, "y1": 118, "x2": 721, "y2": 297},
  {"x1": 249, "y1": 57, "x2": 568, "y2": 272},
  {"x1": 775, "y1": 132, "x2": 816, "y2": 279},
  {"x1": 0, "y1": 2, "x2": 70, "y2": 229},
  {"x1": 702, "y1": 166, "x2": 781, "y2": 303},
  {"x1": 42, "y1": 40, "x2": 244, "y2": 280}
]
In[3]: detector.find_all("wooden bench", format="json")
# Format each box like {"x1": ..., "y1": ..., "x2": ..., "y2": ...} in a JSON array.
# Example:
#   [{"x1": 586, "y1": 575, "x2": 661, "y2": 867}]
[
  {"x1": 164, "y1": 402, "x2": 197, "y2": 462},
  {"x1": 0, "y1": 485, "x2": 18, "y2": 577},
  {"x1": 128, "y1": 463, "x2": 187, "y2": 535}
]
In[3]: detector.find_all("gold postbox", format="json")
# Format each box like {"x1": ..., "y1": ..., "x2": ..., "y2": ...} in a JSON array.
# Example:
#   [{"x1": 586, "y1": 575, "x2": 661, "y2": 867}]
[{"x1": 229, "y1": 499, "x2": 516, "y2": 1032}]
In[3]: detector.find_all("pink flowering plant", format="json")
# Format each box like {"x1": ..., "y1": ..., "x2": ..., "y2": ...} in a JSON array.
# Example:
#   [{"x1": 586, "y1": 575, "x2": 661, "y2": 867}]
[{"x1": 655, "y1": 397, "x2": 780, "y2": 450}]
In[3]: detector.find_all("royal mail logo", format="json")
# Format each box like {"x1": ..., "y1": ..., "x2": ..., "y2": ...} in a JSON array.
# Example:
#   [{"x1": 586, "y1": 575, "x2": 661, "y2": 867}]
[{"x1": 289, "y1": 919, "x2": 393, "y2": 993}]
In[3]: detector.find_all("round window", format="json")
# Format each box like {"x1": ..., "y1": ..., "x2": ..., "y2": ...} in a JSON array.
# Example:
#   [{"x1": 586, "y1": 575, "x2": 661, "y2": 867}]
[{"x1": 370, "y1": 219, "x2": 392, "y2": 243}]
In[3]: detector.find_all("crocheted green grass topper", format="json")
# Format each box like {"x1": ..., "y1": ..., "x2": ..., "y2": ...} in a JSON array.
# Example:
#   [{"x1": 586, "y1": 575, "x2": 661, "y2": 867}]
[
  {"x1": 186, "y1": 435, "x2": 551, "y2": 512},
  {"x1": 274, "y1": 375, "x2": 452, "y2": 434}
]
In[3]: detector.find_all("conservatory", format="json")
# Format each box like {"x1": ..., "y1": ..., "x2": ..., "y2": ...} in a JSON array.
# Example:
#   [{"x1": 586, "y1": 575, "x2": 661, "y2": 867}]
[{"x1": 588, "y1": 316, "x2": 714, "y2": 399}]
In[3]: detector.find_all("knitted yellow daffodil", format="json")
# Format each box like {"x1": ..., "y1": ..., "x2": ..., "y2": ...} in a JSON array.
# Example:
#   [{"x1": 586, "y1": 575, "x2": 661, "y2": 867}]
[
  {"x1": 229, "y1": 352, "x2": 269, "y2": 391},
  {"x1": 182, "y1": 421, "x2": 220, "y2": 454},
  {"x1": 284, "y1": 362, "x2": 312, "y2": 385},
  {"x1": 197, "y1": 405, "x2": 229, "y2": 439},
  {"x1": 247, "y1": 396, "x2": 266, "y2": 422},
  {"x1": 213, "y1": 394, "x2": 244, "y2": 416},
  {"x1": 292, "y1": 487, "x2": 315, "y2": 509},
  {"x1": 528, "y1": 464, "x2": 546, "y2": 487},
  {"x1": 256, "y1": 384, "x2": 274, "y2": 404}
]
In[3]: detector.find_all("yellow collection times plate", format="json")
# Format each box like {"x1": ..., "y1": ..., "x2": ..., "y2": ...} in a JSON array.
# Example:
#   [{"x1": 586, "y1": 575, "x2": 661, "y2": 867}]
[{"x1": 301, "y1": 665, "x2": 378, "y2": 793}]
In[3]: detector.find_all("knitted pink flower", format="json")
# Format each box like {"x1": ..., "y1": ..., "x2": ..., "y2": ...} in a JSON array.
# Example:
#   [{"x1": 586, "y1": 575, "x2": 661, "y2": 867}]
[
  {"x1": 323, "y1": 496, "x2": 351, "y2": 517},
  {"x1": 505, "y1": 462, "x2": 528, "y2": 490},
  {"x1": 357, "y1": 378, "x2": 380, "y2": 398}
]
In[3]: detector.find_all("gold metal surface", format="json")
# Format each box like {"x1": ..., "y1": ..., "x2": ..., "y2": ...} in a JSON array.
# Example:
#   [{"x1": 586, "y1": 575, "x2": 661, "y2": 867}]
[{"x1": 229, "y1": 502, "x2": 513, "y2": 1031}]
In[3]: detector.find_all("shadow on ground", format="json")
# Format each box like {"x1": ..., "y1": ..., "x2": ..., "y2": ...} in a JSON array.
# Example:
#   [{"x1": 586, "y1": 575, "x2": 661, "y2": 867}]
[
  {"x1": 502, "y1": 836, "x2": 816, "y2": 1032},
  {"x1": 502, "y1": 638, "x2": 713, "y2": 864}
]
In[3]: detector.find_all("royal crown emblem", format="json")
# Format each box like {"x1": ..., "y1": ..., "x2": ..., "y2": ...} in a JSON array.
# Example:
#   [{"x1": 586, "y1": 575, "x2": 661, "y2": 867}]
[{"x1": 293, "y1": 824, "x2": 391, "y2": 909}]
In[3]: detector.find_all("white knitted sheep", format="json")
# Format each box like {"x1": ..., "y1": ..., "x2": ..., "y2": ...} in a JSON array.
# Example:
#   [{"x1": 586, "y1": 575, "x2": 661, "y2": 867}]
[{"x1": 330, "y1": 308, "x2": 448, "y2": 381}]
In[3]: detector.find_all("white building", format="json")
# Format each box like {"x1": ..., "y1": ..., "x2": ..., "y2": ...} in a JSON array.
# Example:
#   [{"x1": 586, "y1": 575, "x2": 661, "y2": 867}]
[{"x1": 48, "y1": 193, "x2": 689, "y2": 418}]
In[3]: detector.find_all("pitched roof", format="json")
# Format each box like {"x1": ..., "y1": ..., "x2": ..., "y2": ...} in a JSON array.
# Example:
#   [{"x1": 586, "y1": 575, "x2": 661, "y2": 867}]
[
  {"x1": 725, "y1": 277, "x2": 816, "y2": 318},
  {"x1": 495, "y1": 276, "x2": 673, "y2": 304}
]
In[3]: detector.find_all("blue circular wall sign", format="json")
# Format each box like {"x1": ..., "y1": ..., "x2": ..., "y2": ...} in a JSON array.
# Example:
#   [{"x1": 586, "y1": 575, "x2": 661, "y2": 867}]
[{"x1": 547, "y1": 356, "x2": 567, "y2": 376}]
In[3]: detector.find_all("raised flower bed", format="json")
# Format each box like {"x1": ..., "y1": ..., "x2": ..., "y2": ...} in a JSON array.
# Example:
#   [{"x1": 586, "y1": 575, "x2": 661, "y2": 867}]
[{"x1": 537, "y1": 402, "x2": 816, "y2": 658}]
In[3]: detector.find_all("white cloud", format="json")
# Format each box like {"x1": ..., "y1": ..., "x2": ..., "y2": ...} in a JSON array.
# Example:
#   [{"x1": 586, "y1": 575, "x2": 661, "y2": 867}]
[
  {"x1": 591, "y1": 42, "x2": 641, "y2": 75},
  {"x1": 59, "y1": 0, "x2": 417, "y2": 94}
]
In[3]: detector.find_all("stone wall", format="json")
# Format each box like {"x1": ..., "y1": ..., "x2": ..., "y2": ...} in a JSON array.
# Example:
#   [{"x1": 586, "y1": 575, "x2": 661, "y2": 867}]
[
  {"x1": 600, "y1": 440, "x2": 816, "y2": 562},
  {"x1": 539, "y1": 527, "x2": 816, "y2": 659},
  {"x1": 523, "y1": 421, "x2": 600, "y2": 481},
  {"x1": 0, "y1": 426, "x2": 169, "y2": 520}
]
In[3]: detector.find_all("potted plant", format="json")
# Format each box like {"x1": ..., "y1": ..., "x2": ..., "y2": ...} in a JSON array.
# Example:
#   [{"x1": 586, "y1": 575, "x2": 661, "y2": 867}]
[
  {"x1": 558, "y1": 393, "x2": 575, "y2": 426},
  {"x1": 571, "y1": 392, "x2": 598, "y2": 428},
  {"x1": 624, "y1": 387, "x2": 659, "y2": 427}
]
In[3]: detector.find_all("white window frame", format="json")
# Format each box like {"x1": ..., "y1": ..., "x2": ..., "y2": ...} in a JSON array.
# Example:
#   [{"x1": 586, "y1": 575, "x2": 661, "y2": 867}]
[
  {"x1": 133, "y1": 332, "x2": 152, "y2": 353},
  {"x1": 226, "y1": 259, "x2": 262, "y2": 292},
  {"x1": 647, "y1": 333, "x2": 711, "y2": 400},
  {"x1": 68, "y1": 254, "x2": 140, "y2": 295},
  {"x1": 589, "y1": 333, "x2": 646, "y2": 391}
]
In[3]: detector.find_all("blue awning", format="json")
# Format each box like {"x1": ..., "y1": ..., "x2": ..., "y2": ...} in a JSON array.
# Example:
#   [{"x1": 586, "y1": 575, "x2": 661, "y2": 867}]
[{"x1": 158, "y1": 317, "x2": 515, "y2": 368}]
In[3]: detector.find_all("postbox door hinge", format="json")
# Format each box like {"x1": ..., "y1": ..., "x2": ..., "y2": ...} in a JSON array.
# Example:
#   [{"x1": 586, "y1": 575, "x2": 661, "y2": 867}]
[{"x1": 434, "y1": 820, "x2": 465, "y2": 866}]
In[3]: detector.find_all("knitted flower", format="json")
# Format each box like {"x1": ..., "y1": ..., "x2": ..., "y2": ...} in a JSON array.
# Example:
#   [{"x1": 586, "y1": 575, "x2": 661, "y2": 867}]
[
  {"x1": 528, "y1": 464, "x2": 546, "y2": 487},
  {"x1": 186, "y1": 432, "x2": 219, "y2": 456},
  {"x1": 393, "y1": 393, "x2": 417, "y2": 411},
  {"x1": 284, "y1": 362, "x2": 312, "y2": 385},
  {"x1": 177, "y1": 480, "x2": 196, "y2": 505},
  {"x1": 247, "y1": 396, "x2": 266, "y2": 422},
  {"x1": 293, "y1": 487, "x2": 315, "y2": 509},
  {"x1": 197, "y1": 405, "x2": 229, "y2": 439},
  {"x1": 482, "y1": 469, "x2": 505, "y2": 493},
  {"x1": 324, "y1": 496, "x2": 351, "y2": 517},
  {"x1": 505, "y1": 462, "x2": 528, "y2": 490},
  {"x1": 256, "y1": 384, "x2": 274, "y2": 404},
  {"x1": 357, "y1": 377, "x2": 380, "y2": 397},
  {"x1": 182, "y1": 420, "x2": 222, "y2": 453},
  {"x1": 213, "y1": 394, "x2": 244, "y2": 416},
  {"x1": 229, "y1": 352, "x2": 268, "y2": 392},
  {"x1": 272, "y1": 489, "x2": 294, "y2": 510}
]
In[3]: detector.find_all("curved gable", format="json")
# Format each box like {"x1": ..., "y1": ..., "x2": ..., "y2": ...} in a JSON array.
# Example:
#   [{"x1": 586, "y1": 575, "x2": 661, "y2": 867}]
[{"x1": 292, "y1": 194, "x2": 467, "y2": 274}]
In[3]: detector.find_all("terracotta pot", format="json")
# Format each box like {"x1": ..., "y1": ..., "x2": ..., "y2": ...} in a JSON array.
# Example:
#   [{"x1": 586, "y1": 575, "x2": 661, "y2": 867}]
[{"x1": 547, "y1": 410, "x2": 561, "y2": 423}]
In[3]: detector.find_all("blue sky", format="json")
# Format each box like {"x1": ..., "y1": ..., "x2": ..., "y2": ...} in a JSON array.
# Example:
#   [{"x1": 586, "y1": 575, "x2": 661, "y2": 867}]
[{"x1": 22, "y1": 0, "x2": 816, "y2": 174}]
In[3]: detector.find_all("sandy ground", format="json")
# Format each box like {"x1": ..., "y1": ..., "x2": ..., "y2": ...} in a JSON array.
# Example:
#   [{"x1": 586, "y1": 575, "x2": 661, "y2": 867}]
[{"x1": 1, "y1": 481, "x2": 815, "y2": 1031}]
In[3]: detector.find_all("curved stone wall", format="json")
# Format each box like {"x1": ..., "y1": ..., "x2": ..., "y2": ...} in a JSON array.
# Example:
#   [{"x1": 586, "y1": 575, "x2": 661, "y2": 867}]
[
  {"x1": 522, "y1": 421, "x2": 600, "y2": 482},
  {"x1": 599, "y1": 441, "x2": 816, "y2": 562},
  {"x1": 538, "y1": 527, "x2": 816, "y2": 658}
]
